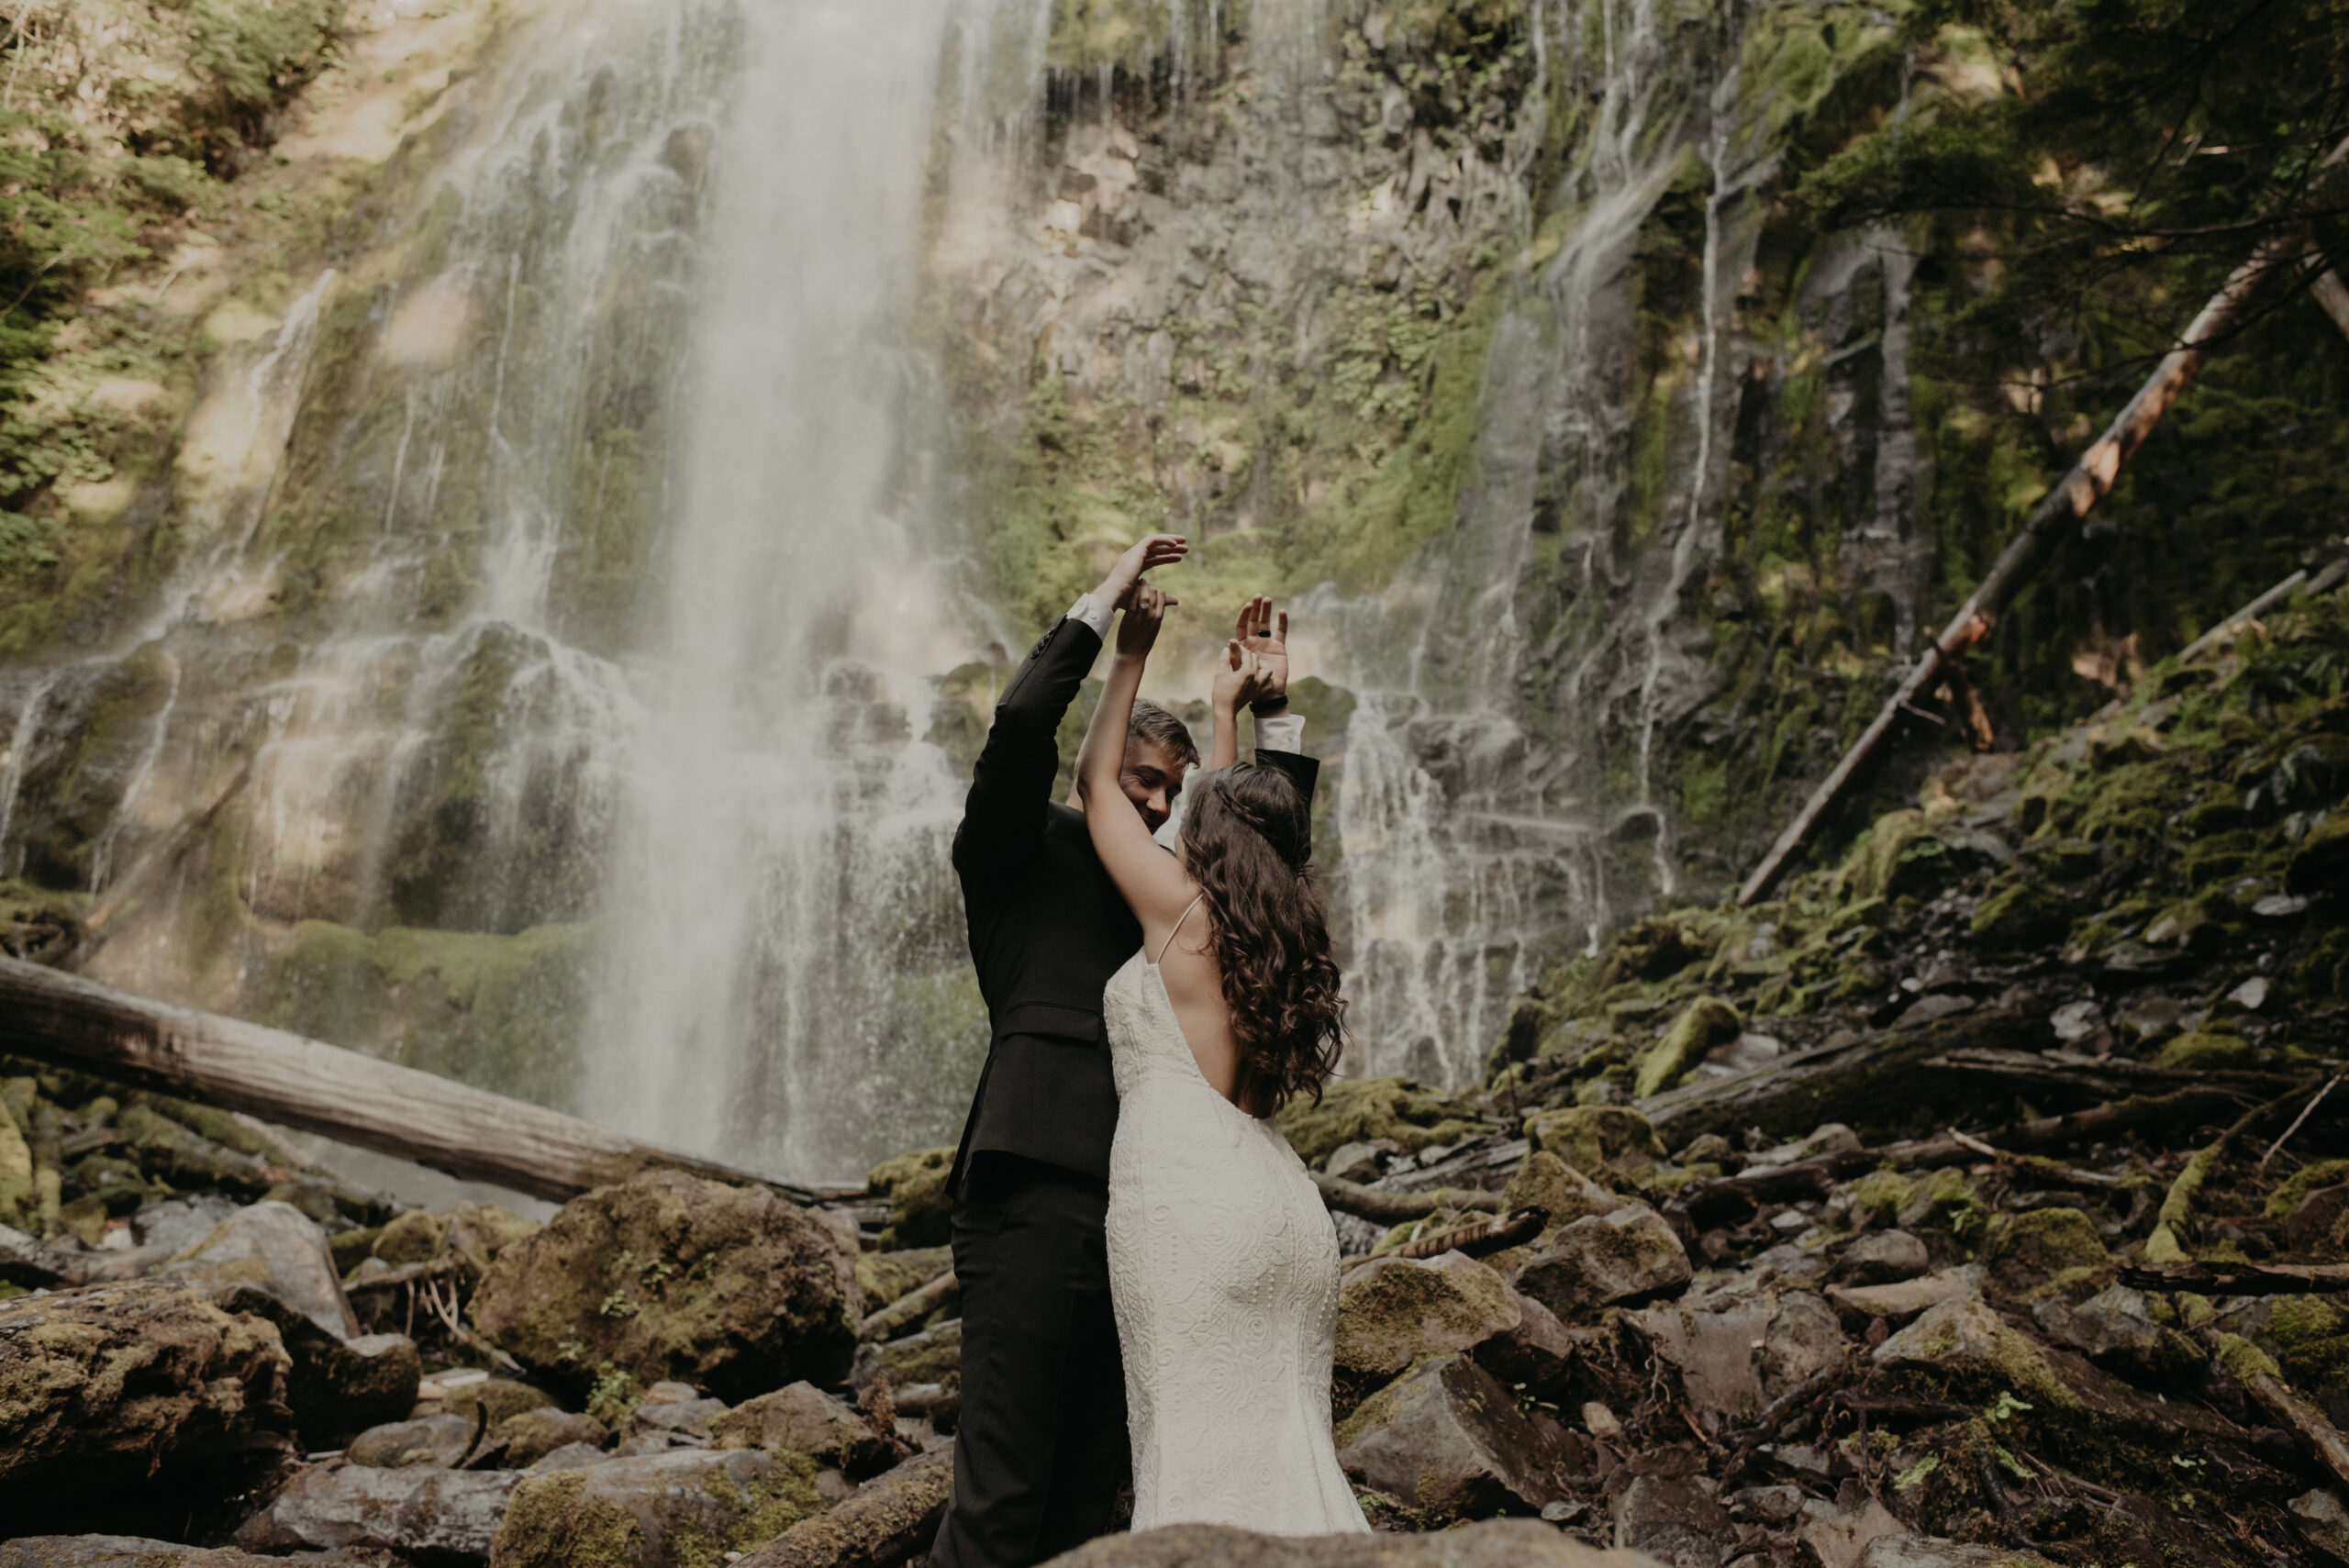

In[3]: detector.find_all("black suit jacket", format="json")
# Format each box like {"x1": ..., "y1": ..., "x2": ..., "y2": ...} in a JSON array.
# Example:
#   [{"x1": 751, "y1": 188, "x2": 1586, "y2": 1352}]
[{"x1": 948, "y1": 615, "x2": 1319, "y2": 1191}]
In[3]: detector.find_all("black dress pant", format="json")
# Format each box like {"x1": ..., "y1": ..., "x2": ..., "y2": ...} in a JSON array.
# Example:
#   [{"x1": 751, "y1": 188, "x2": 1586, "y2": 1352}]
[{"x1": 929, "y1": 1153, "x2": 1129, "y2": 1568}]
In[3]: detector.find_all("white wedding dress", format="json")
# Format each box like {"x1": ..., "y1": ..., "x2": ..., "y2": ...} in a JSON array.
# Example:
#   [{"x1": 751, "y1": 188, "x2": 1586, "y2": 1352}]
[{"x1": 1101, "y1": 918, "x2": 1369, "y2": 1536}]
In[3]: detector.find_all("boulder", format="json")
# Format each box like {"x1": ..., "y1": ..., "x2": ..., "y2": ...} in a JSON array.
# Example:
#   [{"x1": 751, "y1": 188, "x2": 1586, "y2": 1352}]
[
  {"x1": 1332, "y1": 1252, "x2": 1520, "y2": 1415},
  {"x1": 852, "y1": 1318, "x2": 961, "y2": 1392},
  {"x1": 1521, "y1": 1106, "x2": 1664, "y2": 1186},
  {"x1": 490, "y1": 1447, "x2": 820, "y2": 1568},
  {"x1": 1833, "y1": 1230, "x2": 1929, "y2": 1286},
  {"x1": 710, "y1": 1380, "x2": 904, "y2": 1478},
  {"x1": 1827, "y1": 1267, "x2": 1980, "y2": 1324},
  {"x1": 1633, "y1": 998, "x2": 1742, "y2": 1099},
  {"x1": 1334, "y1": 1354, "x2": 1579, "y2": 1517},
  {"x1": 446, "y1": 1376, "x2": 560, "y2": 1427},
  {"x1": 863, "y1": 1149, "x2": 954, "y2": 1250},
  {"x1": 1980, "y1": 1207, "x2": 2112, "y2": 1302},
  {"x1": 160, "y1": 1200, "x2": 358, "y2": 1340},
  {"x1": 1612, "y1": 1474, "x2": 1734, "y2": 1568},
  {"x1": 1472, "y1": 1289, "x2": 1578, "y2": 1398},
  {"x1": 1513, "y1": 1206, "x2": 1690, "y2": 1321},
  {"x1": 854, "y1": 1245, "x2": 951, "y2": 1314},
  {"x1": 0, "y1": 1280, "x2": 295, "y2": 1535},
  {"x1": 732, "y1": 1447, "x2": 954, "y2": 1568},
  {"x1": 2033, "y1": 1285, "x2": 2201, "y2": 1383},
  {"x1": 497, "y1": 1408, "x2": 610, "y2": 1467},
  {"x1": 349, "y1": 1412, "x2": 481, "y2": 1468},
  {"x1": 1631, "y1": 1290, "x2": 1844, "y2": 1424},
  {"x1": 294, "y1": 1330, "x2": 422, "y2": 1449},
  {"x1": 473, "y1": 1170, "x2": 858, "y2": 1403},
  {"x1": 1036, "y1": 1518, "x2": 1661, "y2": 1565},
  {"x1": 1498, "y1": 1151, "x2": 1620, "y2": 1229},
  {"x1": 0, "y1": 1543, "x2": 284, "y2": 1568},
  {"x1": 235, "y1": 1462, "x2": 522, "y2": 1559},
  {"x1": 2286, "y1": 810, "x2": 2349, "y2": 895}
]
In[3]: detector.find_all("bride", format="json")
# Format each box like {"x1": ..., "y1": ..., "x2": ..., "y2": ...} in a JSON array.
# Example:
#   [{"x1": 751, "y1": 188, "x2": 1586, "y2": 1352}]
[{"x1": 1074, "y1": 581, "x2": 1368, "y2": 1536}]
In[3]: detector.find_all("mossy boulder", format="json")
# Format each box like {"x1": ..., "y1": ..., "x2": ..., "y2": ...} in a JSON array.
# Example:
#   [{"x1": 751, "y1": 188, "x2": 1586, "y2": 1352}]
[
  {"x1": 488, "y1": 1447, "x2": 819, "y2": 1568},
  {"x1": 855, "y1": 1245, "x2": 951, "y2": 1315},
  {"x1": 372, "y1": 1209, "x2": 450, "y2": 1267},
  {"x1": 1632, "y1": 997, "x2": 1742, "y2": 1099},
  {"x1": 2266, "y1": 1295, "x2": 2349, "y2": 1393},
  {"x1": 1981, "y1": 1208, "x2": 2112, "y2": 1303},
  {"x1": 496, "y1": 1407, "x2": 609, "y2": 1467},
  {"x1": 2287, "y1": 809, "x2": 2349, "y2": 895},
  {"x1": 1511, "y1": 1205, "x2": 1690, "y2": 1322},
  {"x1": 864, "y1": 1149, "x2": 953, "y2": 1251},
  {"x1": 709, "y1": 1381, "x2": 904, "y2": 1478},
  {"x1": 1521, "y1": 1106, "x2": 1665, "y2": 1186},
  {"x1": 1970, "y1": 876, "x2": 2072, "y2": 952},
  {"x1": 445, "y1": 1376, "x2": 557, "y2": 1427},
  {"x1": 1276, "y1": 1076, "x2": 1484, "y2": 1167},
  {"x1": 1498, "y1": 1151, "x2": 1620, "y2": 1230},
  {"x1": 0, "y1": 1280, "x2": 295, "y2": 1522},
  {"x1": 1331, "y1": 1253, "x2": 1520, "y2": 1418},
  {"x1": 472, "y1": 1171, "x2": 858, "y2": 1404}
]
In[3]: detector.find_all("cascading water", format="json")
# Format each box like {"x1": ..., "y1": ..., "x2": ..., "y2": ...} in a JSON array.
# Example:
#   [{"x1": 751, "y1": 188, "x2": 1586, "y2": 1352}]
[{"x1": 582, "y1": 0, "x2": 998, "y2": 1182}]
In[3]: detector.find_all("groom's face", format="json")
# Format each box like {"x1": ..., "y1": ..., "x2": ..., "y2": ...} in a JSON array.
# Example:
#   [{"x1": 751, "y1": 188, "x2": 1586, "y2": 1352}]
[{"x1": 1119, "y1": 739, "x2": 1186, "y2": 833}]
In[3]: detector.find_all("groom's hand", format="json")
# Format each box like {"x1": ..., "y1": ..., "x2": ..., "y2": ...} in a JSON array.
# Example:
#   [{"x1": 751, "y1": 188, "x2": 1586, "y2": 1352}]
[{"x1": 1095, "y1": 532, "x2": 1188, "y2": 612}]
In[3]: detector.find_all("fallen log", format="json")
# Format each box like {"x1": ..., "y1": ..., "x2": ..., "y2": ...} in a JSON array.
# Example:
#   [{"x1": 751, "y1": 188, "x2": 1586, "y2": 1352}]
[
  {"x1": 0, "y1": 953, "x2": 831, "y2": 1206},
  {"x1": 1341, "y1": 1206, "x2": 1549, "y2": 1272},
  {"x1": 2176, "y1": 557, "x2": 2349, "y2": 666},
  {"x1": 2206, "y1": 1329, "x2": 2349, "y2": 1495},
  {"x1": 2122, "y1": 1262, "x2": 2349, "y2": 1295},
  {"x1": 1312, "y1": 1171, "x2": 1506, "y2": 1222},
  {"x1": 733, "y1": 1447, "x2": 953, "y2": 1568},
  {"x1": 858, "y1": 1269, "x2": 959, "y2": 1341},
  {"x1": 1740, "y1": 142, "x2": 2349, "y2": 905}
]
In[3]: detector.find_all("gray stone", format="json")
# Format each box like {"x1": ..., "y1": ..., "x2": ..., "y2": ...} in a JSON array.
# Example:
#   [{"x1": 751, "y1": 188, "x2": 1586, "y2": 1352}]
[
  {"x1": 235, "y1": 1462, "x2": 521, "y2": 1559},
  {"x1": 529, "y1": 1442, "x2": 606, "y2": 1473},
  {"x1": 1612, "y1": 1475, "x2": 1733, "y2": 1568},
  {"x1": 709, "y1": 1380, "x2": 904, "y2": 1477},
  {"x1": 1513, "y1": 1205, "x2": 1690, "y2": 1321},
  {"x1": 1834, "y1": 1230, "x2": 1929, "y2": 1286},
  {"x1": 629, "y1": 1394, "x2": 729, "y2": 1438},
  {"x1": 1335, "y1": 1354, "x2": 1576, "y2": 1517},
  {"x1": 1800, "y1": 1501, "x2": 1905, "y2": 1568},
  {"x1": 1038, "y1": 1519, "x2": 1662, "y2": 1566},
  {"x1": 349, "y1": 1412, "x2": 479, "y2": 1468},
  {"x1": 1631, "y1": 1289, "x2": 1844, "y2": 1422},
  {"x1": 2034, "y1": 1285, "x2": 2200, "y2": 1381},
  {"x1": 161, "y1": 1200, "x2": 358, "y2": 1340},
  {"x1": 295, "y1": 1330, "x2": 423, "y2": 1450}
]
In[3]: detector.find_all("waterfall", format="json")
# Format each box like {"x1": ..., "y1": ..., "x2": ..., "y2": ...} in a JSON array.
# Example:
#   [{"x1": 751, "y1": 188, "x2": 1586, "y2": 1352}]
[{"x1": 1313, "y1": 0, "x2": 1725, "y2": 1083}]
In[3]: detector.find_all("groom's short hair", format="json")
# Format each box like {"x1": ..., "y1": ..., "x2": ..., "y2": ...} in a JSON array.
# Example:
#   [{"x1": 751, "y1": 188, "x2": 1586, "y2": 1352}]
[{"x1": 1128, "y1": 699, "x2": 1199, "y2": 769}]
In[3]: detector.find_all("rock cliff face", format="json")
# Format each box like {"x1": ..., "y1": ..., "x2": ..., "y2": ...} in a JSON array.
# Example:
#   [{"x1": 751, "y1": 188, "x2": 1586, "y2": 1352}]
[{"x1": 0, "y1": 0, "x2": 2343, "y2": 1173}]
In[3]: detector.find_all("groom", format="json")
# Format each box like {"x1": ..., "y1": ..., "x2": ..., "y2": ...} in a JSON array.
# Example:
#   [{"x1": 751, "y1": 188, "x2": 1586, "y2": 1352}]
[{"x1": 932, "y1": 533, "x2": 1317, "y2": 1568}]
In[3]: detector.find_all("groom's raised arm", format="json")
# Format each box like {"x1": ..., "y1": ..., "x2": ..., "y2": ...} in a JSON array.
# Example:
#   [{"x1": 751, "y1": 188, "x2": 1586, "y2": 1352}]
[{"x1": 952, "y1": 534, "x2": 1188, "y2": 899}]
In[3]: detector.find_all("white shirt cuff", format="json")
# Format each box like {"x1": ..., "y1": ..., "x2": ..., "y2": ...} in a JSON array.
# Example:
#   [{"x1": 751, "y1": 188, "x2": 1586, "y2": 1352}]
[
  {"x1": 1255, "y1": 712, "x2": 1304, "y2": 754},
  {"x1": 1066, "y1": 594, "x2": 1114, "y2": 640}
]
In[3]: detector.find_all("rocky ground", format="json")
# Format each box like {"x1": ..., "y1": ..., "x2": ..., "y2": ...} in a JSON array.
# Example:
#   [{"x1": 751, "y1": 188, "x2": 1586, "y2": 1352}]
[{"x1": 5, "y1": 591, "x2": 2349, "y2": 1566}]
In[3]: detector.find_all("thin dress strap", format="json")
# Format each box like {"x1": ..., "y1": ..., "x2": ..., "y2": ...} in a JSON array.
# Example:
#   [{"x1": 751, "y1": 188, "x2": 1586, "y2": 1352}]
[{"x1": 1156, "y1": 893, "x2": 1206, "y2": 967}]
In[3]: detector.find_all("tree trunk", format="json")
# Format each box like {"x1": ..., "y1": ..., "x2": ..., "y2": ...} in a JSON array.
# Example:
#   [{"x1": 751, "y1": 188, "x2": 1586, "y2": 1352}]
[
  {"x1": 1740, "y1": 165, "x2": 2348, "y2": 905},
  {"x1": 0, "y1": 954, "x2": 830, "y2": 1205}
]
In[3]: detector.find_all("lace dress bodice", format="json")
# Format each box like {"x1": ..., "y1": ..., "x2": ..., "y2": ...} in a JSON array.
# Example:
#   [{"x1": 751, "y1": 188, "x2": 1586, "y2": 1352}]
[{"x1": 1100, "y1": 950, "x2": 1368, "y2": 1536}]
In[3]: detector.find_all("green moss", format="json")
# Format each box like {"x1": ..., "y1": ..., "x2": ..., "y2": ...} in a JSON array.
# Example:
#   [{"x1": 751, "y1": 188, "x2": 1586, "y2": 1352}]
[
  {"x1": 1631, "y1": 996, "x2": 1741, "y2": 1098},
  {"x1": 864, "y1": 1148, "x2": 954, "y2": 1251},
  {"x1": 490, "y1": 1468, "x2": 639, "y2": 1568},
  {"x1": 2266, "y1": 1296, "x2": 2349, "y2": 1390},
  {"x1": 371, "y1": 1208, "x2": 449, "y2": 1266},
  {"x1": 1981, "y1": 1207, "x2": 2111, "y2": 1301},
  {"x1": 1521, "y1": 1105, "x2": 1665, "y2": 1184},
  {"x1": 1851, "y1": 1169, "x2": 1918, "y2": 1222},
  {"x1": 1969, "y1": 875, "x2": 2071, "y2": 952},
  {"x1": 2265, "y1": 1160, "x2": 2349, "y2": 1223},
  {"x1": 2152, "y1": 1031, "x2": 2254, "y2": 1072},
  {"x1": 1276, "y1": 1076, "x2": 1484, "y2": 1167},
  {"x1": 2211, "y1": 1331, "x2": 2278, "y2": 1384}
]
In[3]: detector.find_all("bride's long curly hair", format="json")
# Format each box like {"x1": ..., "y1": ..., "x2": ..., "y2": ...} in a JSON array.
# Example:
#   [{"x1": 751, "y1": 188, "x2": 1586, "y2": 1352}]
[{"x1": 1176, "y1": 762, "x2": 1346, "y2": 1116}]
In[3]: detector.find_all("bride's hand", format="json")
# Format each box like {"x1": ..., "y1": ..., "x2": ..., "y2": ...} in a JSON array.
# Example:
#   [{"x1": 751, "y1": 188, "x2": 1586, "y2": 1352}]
[
  {"x1": 1116, "y1": 582, "x2": 1174, "y2": 659},
  {"x1": 1097, "y1": 533, "x2": 1188, "y2": 610}
]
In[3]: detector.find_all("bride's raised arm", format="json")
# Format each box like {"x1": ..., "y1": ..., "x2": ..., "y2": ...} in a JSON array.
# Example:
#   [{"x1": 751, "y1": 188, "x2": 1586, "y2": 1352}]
[{"x1": 1078, "y1": 584, "x2": 1226, "y2": 955}]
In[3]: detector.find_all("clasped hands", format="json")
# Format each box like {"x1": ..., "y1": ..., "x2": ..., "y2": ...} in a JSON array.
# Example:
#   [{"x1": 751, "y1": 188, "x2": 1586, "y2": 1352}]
[{"x1": 1094, "y1": 533, "x2": 1290, "y2": 715}]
